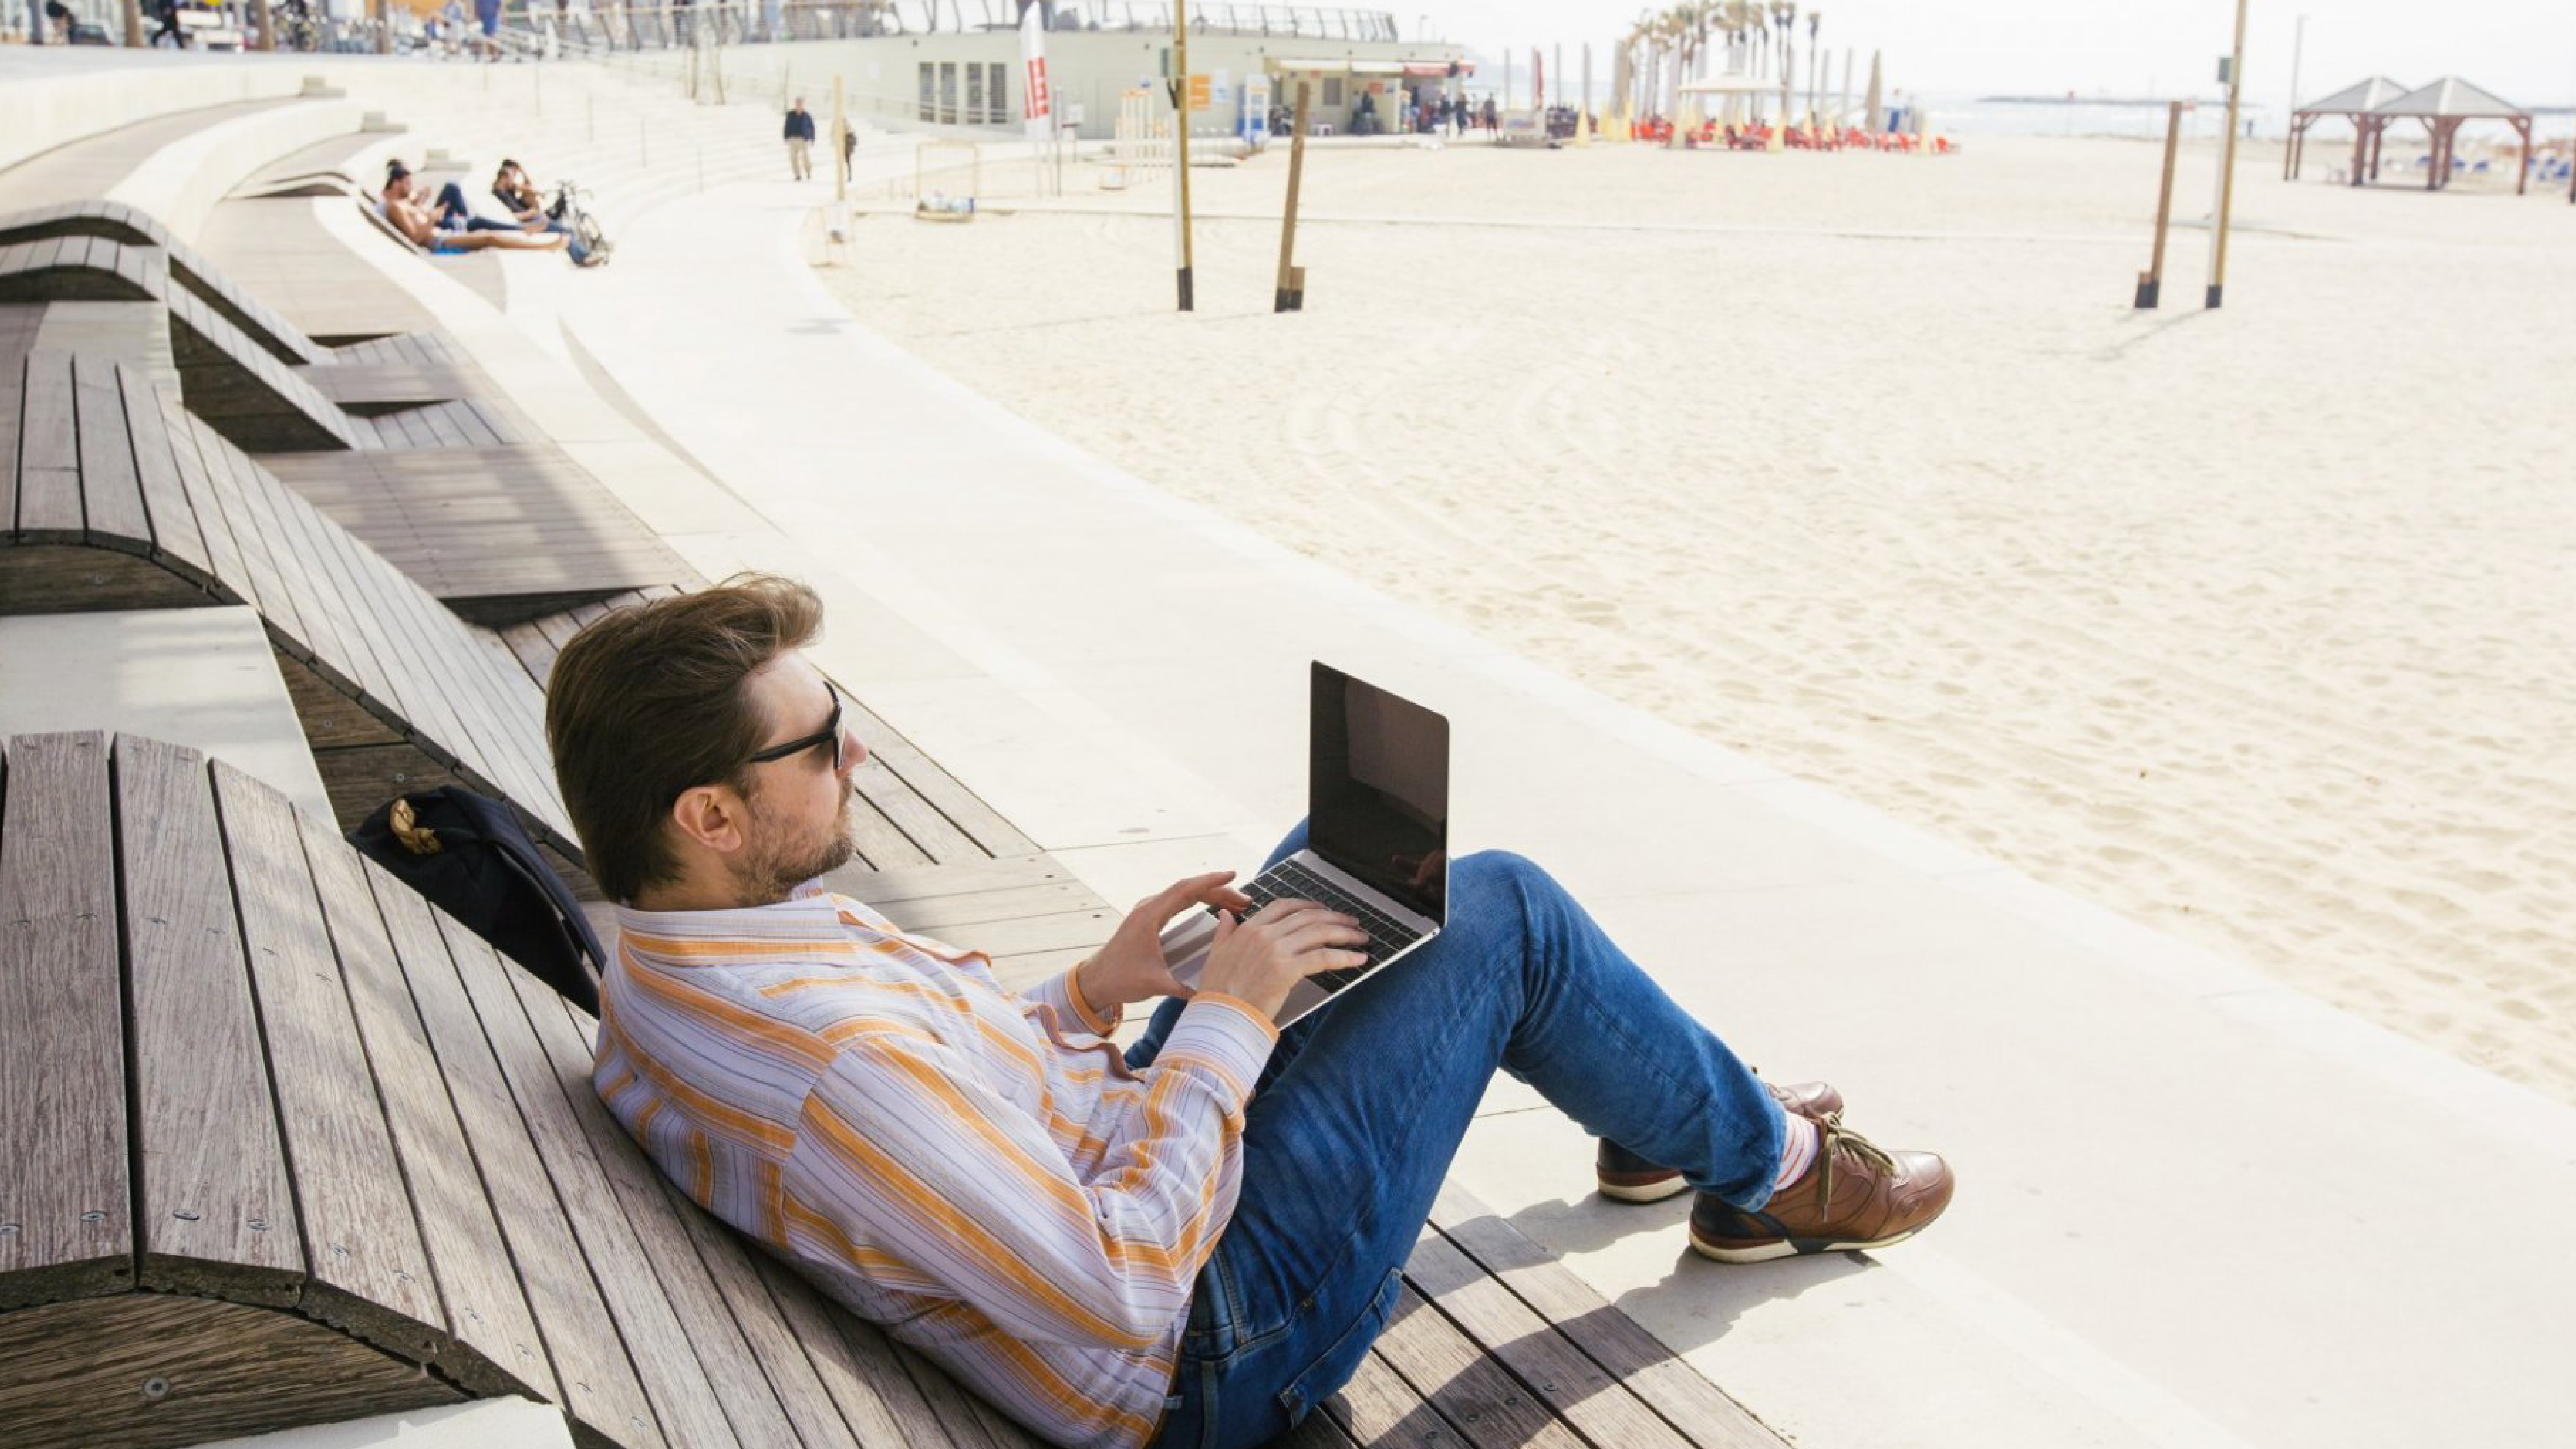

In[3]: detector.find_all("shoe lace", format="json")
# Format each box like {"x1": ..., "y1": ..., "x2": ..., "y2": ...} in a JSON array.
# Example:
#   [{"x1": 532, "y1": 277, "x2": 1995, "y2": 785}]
[{"x1": 1812, "y1": 1117, "x2": 1895, "y2": 1212}]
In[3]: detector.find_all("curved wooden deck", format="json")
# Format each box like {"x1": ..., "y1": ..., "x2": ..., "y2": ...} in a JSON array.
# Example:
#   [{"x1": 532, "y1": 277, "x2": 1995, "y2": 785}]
[{"x1": 0, "y1": 730, "x2": 1787, "y2": 1449}]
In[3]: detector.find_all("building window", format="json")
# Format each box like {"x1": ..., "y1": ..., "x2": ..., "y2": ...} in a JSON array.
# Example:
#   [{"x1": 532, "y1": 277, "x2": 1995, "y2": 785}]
[
  {"x1": 1323, "y1": 76, "x2": 1344, "y2": 107},
  {"x1": 989, "y1": 63, "x2": 1009, "y2": 124},
  {"x1": 968, "y1": 62, "x2": 986, "y2": 124},
  {"x1": 939, "y1": 61, "x2": 959, "y2": 125},
  {"x1": 919, "y1": 62, "x2": 936, "y2": 122}
]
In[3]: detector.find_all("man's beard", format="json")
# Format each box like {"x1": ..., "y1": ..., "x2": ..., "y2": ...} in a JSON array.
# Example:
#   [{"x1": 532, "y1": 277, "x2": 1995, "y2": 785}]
[{"x1": 733, "y1": 784, "x2": 859, "y2": 904}]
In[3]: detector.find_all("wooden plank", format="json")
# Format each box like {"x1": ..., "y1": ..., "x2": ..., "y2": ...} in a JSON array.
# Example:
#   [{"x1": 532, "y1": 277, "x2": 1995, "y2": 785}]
[
  {"x1": 1371, "y1": 1283, "x2": 1588, "y2": 1449},
  {"x1": 498, "y1": 617, "x2": 561, "y2": 692},
  {"x1": 415, "y1": 402, "x2": 473, "y2": 450},
  {"x1": 213, "y1": 760, "x2": 448, "y2": 1359},
  {"x1": 882, "y1": 906, "x2": 1118, "y2": 960},
  {"x1": 198, "y1": 423, "x2": 330, "y2": 667},
  {"x1": 113, "y1": 734, "x2": 304, "y2": 1305},
  {"x1": 513, "y1": 985, "x2": 820, "y2": 1449},
  {"x1": 259, "y1": 475, "x2": 408, "y2": 715},
  {"x1": 896, "y1": 1348, "x2": 1033, "y2": 1449},
  {"x1": 0, "y1": 732, "x2": 134, "y2": 1310},
  {"x1": 275, "y1": 646, "x2": 405, "y2": 749},
  {"x1": 866, "y1": 880, "x2": 1103, "y2": 935},
  {"x1": 312, "y1": 518, "x2": 488, "y2": 782},
  {"x1": 295, "y1": 807, "x2": 559, "y2": 1402},
  {"x1": 176, "y1": 412, "x2": 304, "y2": 644},
  {"x1": 363, "y1": 863, "x2": 666, "y2": 1446},
  {"x1": 1326, "y1": 1349, "x2": 1478, "y2": 1449},
  {"x1": 69, "y1": 354, "x2": 147, "y2": 549},
  {"x1": 311, "y1": 743, "x2": 465, "y2": 836},
  {"x1": 985, "y1": 946, "x2": 1092, "y2": 994},
  {"x1": 0, "y1": 543, "x2": 209, "y2": 617},
  {"x1": 0, "y1": 349, "x2": 21, "y2": 534},
  {"x1": 0, "y1": 1291, "x2": 462, "y2": 1449},
  {"x1": 115, "y1": 368, "x2": 210, "y2": 580},
  {"x1": 15, "y1": 350, "x2": 81, "y2": 540},
  {"x1": 849, "y1": 804, "x2": 934, "y2": 871},
  {"x1": 1278, "y1": 1408, "x2": 1365, "y2": 1449},
  {"x1": 851, "y1": 764, "x2": 983, "y2": 865},
  {"x1": 306, "y1": 513, "x2": 458, "y2": 757},
  {"x1": 437, "y1": 913, "x2": 740, "y2": 1449},
  {"x1": 748, "y1": 1248, "x2": 971, "y2": 1449},
  {"x1": 840, "y1": 695, "x2": 1037, "y2": 859},
  {"x1": 1400, "y1": 1230, "x2": 1688, "y2": 1449},
  {"x1": 820, "y1": 855, "x2": 1074, "y2": 906},
  {"x1": 1427, "y1": 1184, "x2": 1785, "y2": 1449},
  {"x1": 153, "y1": 383, "x2": 251, "y2": 602}
]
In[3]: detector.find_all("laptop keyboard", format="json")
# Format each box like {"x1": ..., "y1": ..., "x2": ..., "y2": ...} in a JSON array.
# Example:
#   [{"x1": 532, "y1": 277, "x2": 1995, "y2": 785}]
[{"x1": 1225, "y1": 858, "x2": 1428, "y2": 995}]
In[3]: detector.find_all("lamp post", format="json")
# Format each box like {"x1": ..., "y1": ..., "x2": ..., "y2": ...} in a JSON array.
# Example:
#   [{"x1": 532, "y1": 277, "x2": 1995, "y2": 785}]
[
  {"x1": 1171, "y1": 1, "x2": 1194, "y2": 311},
  {"x1": 2206, "y1": 0, "x2": 2250, "y2": 308},
  {"x1": 2283, "y1": 12, "x2": 2307, "y2": 179}
]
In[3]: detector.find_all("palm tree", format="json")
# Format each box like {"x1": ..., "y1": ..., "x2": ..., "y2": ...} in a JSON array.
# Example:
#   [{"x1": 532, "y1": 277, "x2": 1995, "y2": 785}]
[
  {"x1": 1805, "y1": 10, "x2": 1822, "y2": 125},
  {"x1": 1769, "y1": 1, "x2": 1796, "y2": 127}
]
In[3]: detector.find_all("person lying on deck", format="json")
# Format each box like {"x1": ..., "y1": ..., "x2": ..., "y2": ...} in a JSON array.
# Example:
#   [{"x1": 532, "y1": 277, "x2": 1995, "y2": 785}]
[
  {"x1": 381, "y1": 161, "x2": 572, "y2": 258},
  {"x1": 544, "y1": 575, "x2": 1955, "y2": 1449}
]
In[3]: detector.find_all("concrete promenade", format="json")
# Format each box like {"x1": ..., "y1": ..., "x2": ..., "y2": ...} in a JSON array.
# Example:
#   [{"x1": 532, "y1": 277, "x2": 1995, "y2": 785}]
[
  {"x1": 533, "y1": 183, "x2": 2574, "y2": 1449},
  {"x1": 9, "y1": 50, "x2": 2567, "y2": 1447}
]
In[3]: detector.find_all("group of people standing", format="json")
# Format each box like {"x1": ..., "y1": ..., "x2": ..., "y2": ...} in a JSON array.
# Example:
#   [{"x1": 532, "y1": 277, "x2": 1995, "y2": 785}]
[{"x1": 1410, "y1": 91, "x2": 1503, "y2": 138}]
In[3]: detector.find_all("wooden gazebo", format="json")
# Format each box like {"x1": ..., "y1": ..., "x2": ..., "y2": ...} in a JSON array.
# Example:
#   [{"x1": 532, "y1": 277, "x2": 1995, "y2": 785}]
[
  {"x1": 2285, "y1": 76, "x2": 2410, "y2": 182},
  {"x1": 2370, "y1": 77, "x2": 2535, "y2": 194}
]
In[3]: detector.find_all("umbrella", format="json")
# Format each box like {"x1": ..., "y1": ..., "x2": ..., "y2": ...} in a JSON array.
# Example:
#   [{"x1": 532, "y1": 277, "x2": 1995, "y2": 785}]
[{"x1": 1863, "y1": 50, "x2": 1883, "y2": 132}]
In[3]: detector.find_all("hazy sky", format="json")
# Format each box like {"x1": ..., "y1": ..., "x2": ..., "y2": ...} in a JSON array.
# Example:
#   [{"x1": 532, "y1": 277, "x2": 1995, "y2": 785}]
[{"x1": 1433, "y1": 0, "x2": 2576, "y2": 110}]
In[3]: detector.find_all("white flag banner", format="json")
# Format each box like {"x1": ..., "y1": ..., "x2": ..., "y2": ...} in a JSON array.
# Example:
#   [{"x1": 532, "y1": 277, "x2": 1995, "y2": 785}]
[{"x1": 1020, "y1": 4, "x2": 1054, "y2": 143}]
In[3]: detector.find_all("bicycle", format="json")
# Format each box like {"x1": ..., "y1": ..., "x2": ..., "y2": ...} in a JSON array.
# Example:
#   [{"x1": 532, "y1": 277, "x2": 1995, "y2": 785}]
[{"x1": 549, "y1": 181, "x2": 612, "y2": 264}]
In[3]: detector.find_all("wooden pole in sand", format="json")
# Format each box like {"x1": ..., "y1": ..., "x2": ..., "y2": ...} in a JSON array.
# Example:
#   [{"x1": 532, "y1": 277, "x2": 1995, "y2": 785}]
[
  {"x1": 1170, "y1": 5, "x2": 1195, "y2": 311},
  {"x1": 832, "y1": 76, "x2": 848, "y2": 201},
  {"x1": 2205, "y1": 0, "x2": 2250, "y2": 309},
  {"x1": 1274, "y1": 78, "x2": 1312, "y2": 312},
  {"x1": 2137, "y1": 100, "x2": 2182, "y2": 309}
]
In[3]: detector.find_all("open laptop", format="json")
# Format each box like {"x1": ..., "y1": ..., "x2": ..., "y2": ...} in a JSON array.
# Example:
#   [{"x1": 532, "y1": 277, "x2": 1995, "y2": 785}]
[{"x1": 1159, "y1": 662, "x2": 1449, "y2": 1028}]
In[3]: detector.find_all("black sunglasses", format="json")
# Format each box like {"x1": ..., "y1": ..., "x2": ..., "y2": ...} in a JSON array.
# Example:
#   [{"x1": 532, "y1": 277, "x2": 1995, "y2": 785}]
[{"x1": 745, "y1": 683, "x2": 848, "y2": 774}]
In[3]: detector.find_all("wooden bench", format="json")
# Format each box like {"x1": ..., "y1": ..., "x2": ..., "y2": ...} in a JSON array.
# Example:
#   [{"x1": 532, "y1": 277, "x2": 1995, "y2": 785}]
[
  {"x1": 0, "y1": 199, "x2": 477, "y2": 403},
  {"x1": 0, "y1": 348, "x2": 1032, "y2": 889},
  {"x1": 0, "y1": 729, "x2": 1789, "y2": 1449},
  {"x1": 1, "y1": 349, "x2": 575, "y2": 859},
  {"x1": 0, "y1": 198, "x2": 331, "y2": 367}
]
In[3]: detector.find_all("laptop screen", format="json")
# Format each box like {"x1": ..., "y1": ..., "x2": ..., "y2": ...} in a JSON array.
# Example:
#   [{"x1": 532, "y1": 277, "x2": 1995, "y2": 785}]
[{"x1": 1308, "y1": 662, "x2": 1449, "y2": 923}]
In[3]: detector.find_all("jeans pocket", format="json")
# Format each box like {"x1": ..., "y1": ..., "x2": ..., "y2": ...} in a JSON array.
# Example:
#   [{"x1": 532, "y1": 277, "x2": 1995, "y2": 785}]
[{"x1": 1275, "y1": 1266, "x2": 1406, "y2": 1427}]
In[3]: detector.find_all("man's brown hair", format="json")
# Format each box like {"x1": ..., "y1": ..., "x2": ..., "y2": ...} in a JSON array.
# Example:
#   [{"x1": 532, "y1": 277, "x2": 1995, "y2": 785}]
[{"x1": 545, "y1": 574, "x2": 824, "y2": 902}]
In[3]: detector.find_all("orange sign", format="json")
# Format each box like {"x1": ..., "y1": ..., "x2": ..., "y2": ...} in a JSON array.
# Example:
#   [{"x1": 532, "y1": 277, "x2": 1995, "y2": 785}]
[{"x1": 1188, "y1": 74, "x2": 1212, "y2": 111}]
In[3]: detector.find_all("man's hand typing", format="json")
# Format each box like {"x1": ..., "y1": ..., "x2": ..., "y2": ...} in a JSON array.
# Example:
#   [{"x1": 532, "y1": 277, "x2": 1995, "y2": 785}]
[{"x1": 1073, "y1": 871, "x2": 1257, "y2": 1016}]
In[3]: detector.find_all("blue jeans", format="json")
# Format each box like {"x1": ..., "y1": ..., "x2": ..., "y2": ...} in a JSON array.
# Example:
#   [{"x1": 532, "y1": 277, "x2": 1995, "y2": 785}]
[
  {"x1": 1128, "y1": 824, "x2": 1787, "y2": 1448},
  {"x1": 431, "y1": 182, "x2": 517, "y2": 233}
]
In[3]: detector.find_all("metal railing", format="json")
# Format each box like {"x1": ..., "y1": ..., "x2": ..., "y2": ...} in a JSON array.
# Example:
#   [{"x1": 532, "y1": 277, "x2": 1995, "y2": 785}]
[{"x1": 518, "y1": 0, "x2": 1397, "y2": 54}]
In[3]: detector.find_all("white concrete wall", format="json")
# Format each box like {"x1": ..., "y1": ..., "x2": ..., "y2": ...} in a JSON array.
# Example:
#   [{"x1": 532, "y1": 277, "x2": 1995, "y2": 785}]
[
  {"x1": 0, "y1": 55, "x2": 307, "y2": 175},
  {"x1": 112, "y1": 96, "x2": 362, "y2": 243}
]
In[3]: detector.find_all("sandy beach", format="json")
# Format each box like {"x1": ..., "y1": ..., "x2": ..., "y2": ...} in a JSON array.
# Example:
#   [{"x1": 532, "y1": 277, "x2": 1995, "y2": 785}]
[{"x1": 815, "y1": 132, "x2": 2576, "y2": 1104}]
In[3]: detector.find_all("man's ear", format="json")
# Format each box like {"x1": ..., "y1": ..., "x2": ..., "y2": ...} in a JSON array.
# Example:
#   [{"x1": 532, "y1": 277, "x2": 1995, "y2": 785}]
[{"x1": 668, "y1": 784, "x2": 748, "y2": 858}]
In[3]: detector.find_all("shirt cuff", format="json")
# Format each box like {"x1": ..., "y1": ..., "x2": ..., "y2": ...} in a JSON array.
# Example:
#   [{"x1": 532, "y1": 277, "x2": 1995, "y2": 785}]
[
  {"x1": 1155, "y1": 993, "x2": 1279, "y2": 1100},
  {"x1": 1028, "y1": 964, "x2": 1120, "y2": 1037}
]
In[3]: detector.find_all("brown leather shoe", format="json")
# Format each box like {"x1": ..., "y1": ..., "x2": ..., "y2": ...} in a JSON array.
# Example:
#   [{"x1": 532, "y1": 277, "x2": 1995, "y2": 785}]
[
  {"x1": 1596, "y1": 1080, "x2": 1845, "y2": 1203},
  {"x1": 1687, "y1": 1118, "x2": 1953, "y2": 1263}
]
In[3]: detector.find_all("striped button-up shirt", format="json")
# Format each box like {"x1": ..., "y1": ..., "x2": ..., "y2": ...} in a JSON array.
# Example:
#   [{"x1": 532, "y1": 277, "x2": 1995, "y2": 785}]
[{"x1": 594, "y1": 883, "x2": 1279, "y2": 1449}]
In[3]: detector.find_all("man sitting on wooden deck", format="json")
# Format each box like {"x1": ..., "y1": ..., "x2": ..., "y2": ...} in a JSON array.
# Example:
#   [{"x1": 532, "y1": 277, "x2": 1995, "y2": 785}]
[{"x1": 544, "y1": 576, "x2": 1955, "y2": 1449}]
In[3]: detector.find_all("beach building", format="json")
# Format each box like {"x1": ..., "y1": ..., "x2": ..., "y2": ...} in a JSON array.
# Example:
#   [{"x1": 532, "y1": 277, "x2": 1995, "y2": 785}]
[{"x1": 598, "y1": 2, "x2": 1470, "y2": 141}]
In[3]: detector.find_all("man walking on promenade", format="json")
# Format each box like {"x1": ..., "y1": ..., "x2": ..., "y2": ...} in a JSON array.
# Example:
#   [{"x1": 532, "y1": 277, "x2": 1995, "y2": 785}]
[
  {"x1": 784, "y1": 97, "x2": 818, "y2": 180},
  {"x1": 547, "y1": 576, "x2": 1954, "y2": 1449}
]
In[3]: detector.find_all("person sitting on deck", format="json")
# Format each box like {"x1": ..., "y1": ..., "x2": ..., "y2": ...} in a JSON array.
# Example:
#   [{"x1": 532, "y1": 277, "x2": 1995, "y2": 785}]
[{"x1": 544, "y1": 575, "x2": 1955, "y2": 1449}]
